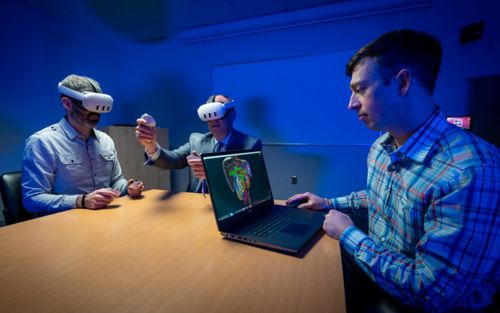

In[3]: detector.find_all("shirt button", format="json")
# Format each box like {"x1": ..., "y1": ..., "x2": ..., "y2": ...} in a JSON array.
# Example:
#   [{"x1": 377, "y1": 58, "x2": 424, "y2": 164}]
[{"x1": 380, "y1": 237, "x2": 386, "y2": 242}]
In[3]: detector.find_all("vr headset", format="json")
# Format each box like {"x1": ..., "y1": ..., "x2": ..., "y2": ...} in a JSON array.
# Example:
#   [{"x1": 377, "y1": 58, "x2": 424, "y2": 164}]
[
  {"x1": 197, "y1": 99, "x2": 235, "y2": 122},
  {"x1": 58, "y1": 82, "x2": 113, "y2": 113}
]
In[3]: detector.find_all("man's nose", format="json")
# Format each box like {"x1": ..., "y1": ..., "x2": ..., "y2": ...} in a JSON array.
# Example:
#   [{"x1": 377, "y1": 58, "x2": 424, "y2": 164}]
[{"x1": 348, "y1": 93, "x2": 360, "y2": 111}]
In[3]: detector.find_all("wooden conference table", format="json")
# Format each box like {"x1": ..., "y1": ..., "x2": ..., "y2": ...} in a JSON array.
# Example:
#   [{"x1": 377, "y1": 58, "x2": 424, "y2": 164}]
[{"x1": 0, "y1": 190, "x2": 345, "y2": 313}]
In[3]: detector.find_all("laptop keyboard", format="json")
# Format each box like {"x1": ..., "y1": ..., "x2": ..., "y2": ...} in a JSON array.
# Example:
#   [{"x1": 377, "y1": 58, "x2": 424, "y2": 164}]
[{"x1": 245, "y1": 205, "x2": 306, "y2": 238}]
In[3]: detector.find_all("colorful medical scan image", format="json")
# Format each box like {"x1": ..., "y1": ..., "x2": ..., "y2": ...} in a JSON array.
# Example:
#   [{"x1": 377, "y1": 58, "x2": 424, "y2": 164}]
[{"x1": 222, "y1": 157, "x2": 252, "y2": 206}]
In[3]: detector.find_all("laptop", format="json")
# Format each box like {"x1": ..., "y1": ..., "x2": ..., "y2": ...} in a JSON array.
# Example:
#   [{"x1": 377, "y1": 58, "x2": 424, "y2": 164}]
[{"x1": 201, "y1": 149, "x2": 325, "y2": 254}]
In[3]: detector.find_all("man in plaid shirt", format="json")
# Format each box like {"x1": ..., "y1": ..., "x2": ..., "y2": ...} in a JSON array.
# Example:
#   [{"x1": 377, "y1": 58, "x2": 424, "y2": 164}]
[{"x1": 287, "y1": 29, "x2": 499, "y2": 312}]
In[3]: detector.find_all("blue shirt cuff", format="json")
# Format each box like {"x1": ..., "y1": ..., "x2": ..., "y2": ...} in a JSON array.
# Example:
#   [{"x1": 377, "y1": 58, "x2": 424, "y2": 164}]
[
  {"x1": 332, "y1": 196, "x2": 350, "y2": 210},
  {"x1": 144, "y1": 143, "x2": 161, "y2": 165},
  {"x1": 339, "y1": 225, "x2": 367, "y2": 256},
  {"x1": 66, "y1": 195, "x2": 79, "y2": 209}
]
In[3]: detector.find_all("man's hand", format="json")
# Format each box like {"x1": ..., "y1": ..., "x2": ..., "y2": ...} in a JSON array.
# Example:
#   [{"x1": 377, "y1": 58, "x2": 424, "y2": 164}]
[
  {"x1": 186, "y1": 151, "x2": 206, "y2": 179},
  {"x1": 323, "y1": 209, "x2": 353, "y2": 240},
  {"x1": 135, "y1": 117, "x2": 157, "y2": 154},
  {"x1": 84, "y1": 188, "x2": 120, "y2": 209},
  {"x1": 286, "y1": 192, "x2": 328, "y2": 210},
  {"x1": 127, "y1": 179, "x2": 144, "y2": 198}
]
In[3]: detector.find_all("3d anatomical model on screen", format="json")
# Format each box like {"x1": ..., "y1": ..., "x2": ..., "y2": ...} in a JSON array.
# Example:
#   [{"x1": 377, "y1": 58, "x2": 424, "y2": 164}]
[{"x1": 223, "y1": 157, "x2": 252, "y2": 206}]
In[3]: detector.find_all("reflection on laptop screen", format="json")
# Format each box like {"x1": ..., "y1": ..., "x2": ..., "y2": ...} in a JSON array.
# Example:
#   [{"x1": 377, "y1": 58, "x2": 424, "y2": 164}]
[{"x1": 203, "y1": 150, "x2": 273, "y2": 222}]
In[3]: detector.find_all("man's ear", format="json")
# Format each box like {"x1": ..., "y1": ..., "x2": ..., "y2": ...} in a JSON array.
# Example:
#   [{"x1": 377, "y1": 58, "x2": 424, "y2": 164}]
[
  {"x1": 396, "y1": 69, "x2": 411, "y2": 96},
  {"x1": 228, "y1": 109, "x2": 237, "y2": 124},
  {"x1": 61, "y1": 96, "x2": 72, "y2": 111}
]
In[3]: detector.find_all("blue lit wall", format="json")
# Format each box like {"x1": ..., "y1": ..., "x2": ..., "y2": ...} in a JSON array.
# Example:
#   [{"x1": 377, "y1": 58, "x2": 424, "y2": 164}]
[{"x1": 1, "y1": 0, "x2": 499, "y2": 222}]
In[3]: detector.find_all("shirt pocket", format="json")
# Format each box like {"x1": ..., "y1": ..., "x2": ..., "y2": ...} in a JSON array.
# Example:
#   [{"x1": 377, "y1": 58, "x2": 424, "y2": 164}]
[
  {"x1": 96, "y1": 151, "x2": 116, "y2": 174},
  {"x1": 60, "y1": 154, "x2": 84, "y2": 166},
  {"x1": 59, "y1": 154, "x2": 86, "y2": 177}
]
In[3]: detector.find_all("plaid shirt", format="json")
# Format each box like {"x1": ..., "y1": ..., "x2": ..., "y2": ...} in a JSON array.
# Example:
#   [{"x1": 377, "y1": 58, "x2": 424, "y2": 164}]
[{"x1": 332, "y1": 109, "x2": 500, "y2": 312}]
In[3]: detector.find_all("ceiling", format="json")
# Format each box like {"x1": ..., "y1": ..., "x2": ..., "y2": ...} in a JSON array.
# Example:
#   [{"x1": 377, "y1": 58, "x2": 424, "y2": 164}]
[
  {"x1": 16, "y1": 0, "x2": 355, "y2": 41},
  {"x1": 168, "y1": 0, "x2": 353, "y2": 31}
]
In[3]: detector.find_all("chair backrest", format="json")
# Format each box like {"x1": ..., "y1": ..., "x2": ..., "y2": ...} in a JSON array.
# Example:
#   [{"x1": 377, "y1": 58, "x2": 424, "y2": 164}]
[
  {"x1": 485, "y1": 291, "x2": 500, "y2": 313},
  {"x1": 0, "y1": 171, "x2": 34, "y2": 225}
]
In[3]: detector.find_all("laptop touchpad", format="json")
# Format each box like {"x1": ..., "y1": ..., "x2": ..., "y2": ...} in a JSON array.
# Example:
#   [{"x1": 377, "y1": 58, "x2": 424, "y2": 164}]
[{"x1": 280, "y1": 222, "x2": 311, "y2": 236}]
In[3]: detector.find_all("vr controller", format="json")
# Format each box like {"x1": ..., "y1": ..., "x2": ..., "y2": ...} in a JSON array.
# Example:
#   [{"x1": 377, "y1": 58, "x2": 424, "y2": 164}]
[
  {"x1": 58, "y1": 82, "x2": 113, "y2": 113},
  {"x1": 141, "y1": 113, "x2": 156, "y2": 127},
  {"x1": 197, "y1": 100, "x2": 235, "y2": 122}
]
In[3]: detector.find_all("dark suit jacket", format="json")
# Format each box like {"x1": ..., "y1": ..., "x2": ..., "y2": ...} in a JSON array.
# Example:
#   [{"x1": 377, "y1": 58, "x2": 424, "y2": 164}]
[{"x1": 149, "y1": 129, "x2": 262, "y2": 192}]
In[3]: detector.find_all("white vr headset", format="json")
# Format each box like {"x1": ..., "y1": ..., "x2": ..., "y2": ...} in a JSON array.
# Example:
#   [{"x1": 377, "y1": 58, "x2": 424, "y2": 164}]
[
  {"x1": 58, "y1": 82, "x2": 113, "y2": 113},
  {"x1": 197, "y1": 100, "x2": 235, "y2": 122}
]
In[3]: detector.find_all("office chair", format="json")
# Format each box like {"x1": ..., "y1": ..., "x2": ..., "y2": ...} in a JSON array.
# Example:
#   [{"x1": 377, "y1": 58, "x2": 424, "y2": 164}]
[
  {"x1": 0, "y1": 171, "x2": 34, "y2": 225},
  {"x1": 486, "y1": 291, "x2": 500, "y2": 313}
]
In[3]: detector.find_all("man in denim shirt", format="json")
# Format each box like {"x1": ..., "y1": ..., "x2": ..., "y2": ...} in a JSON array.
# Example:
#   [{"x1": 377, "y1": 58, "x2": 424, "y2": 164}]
[{"x1": 22, "y1": 74, "x2": 144, "y2": 215}]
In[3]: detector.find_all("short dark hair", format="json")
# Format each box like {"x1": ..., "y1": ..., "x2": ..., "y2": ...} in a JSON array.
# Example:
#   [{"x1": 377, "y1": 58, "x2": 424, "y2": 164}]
[
  {"x1": 60, "y1": 74, "x2": 102, "y2": 93},
  {"x1": 346, "y1": 29, "x2": 442, "y2": 94},
  {"x1": 206, "y1": 94, "x2": 231, "y2": 103}
]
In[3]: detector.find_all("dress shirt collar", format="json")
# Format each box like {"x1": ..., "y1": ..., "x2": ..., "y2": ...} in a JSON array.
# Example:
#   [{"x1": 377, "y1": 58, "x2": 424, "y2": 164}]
[
  {"x1": 380, "y1": 107, "x2": 448, "y2": 166},
  {"x1": 213, "y1": 130, "x2": 233, "y2": 147},
  {"x1": 60, "y1": 116, "x2": 98, "y2": 141}
]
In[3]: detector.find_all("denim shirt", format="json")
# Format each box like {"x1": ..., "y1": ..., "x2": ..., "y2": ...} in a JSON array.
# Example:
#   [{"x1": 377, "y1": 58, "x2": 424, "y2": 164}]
[{"x1": 22, "y1": 117, "x2": 128, "y2": 215}]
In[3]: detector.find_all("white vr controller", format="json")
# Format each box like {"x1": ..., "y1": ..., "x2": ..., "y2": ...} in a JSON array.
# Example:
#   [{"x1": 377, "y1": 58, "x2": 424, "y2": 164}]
[
  {"x1": 197, "y1": 100, "x2": 235, "y2": 122},
  {"x1": 58, "y1": 82, "x2": 113, "y2": 113},
  {"x1": 141, "y1": 113, "x2": 156, "y2": 127}
]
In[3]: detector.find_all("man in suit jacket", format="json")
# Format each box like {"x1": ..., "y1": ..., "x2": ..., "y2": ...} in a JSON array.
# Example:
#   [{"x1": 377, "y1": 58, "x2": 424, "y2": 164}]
[{"x1": 135, "y1": 94, "x2": 262, "y2": 192}]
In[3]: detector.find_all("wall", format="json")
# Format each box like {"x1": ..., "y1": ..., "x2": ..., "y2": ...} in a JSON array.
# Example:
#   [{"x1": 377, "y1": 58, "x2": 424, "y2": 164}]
[
  {"x1": 0, "y1": 2, "x2": 127, "y2": 172},
  {"x1": 116, "y1": 0, "x2": 500, "y2": 195},
  {"x1": 1, "y1": 0, "x2": 499, "y2": 224},
  {"x1": 0, "y1": 1, "x2": 128, "y2": 225}
]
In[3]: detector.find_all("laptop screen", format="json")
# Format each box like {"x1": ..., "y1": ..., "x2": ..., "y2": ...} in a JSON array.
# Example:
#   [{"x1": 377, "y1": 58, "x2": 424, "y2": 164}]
[{"x1": 202, "y1": 150, "x2": 274, "y2": 224}]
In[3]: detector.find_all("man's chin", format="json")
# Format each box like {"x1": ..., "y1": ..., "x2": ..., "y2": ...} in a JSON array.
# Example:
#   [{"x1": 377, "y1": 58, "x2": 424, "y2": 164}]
[
  {"x1": 209, "y1": 126, "x2": 221, "y2": 133},
  {"x1": 210, "y1": 129, "x2": 226, "y2": 138},
  {"x1": 85, "y1": 114, "x2": 100, "y2": 126},
  {"x1": 365, "y1": 123, "x2": 381, "y2": 132},
  {"x1": 84, "y1": 120, "x2": 99, "y2": 128}
]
